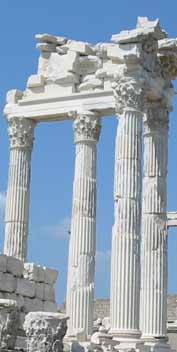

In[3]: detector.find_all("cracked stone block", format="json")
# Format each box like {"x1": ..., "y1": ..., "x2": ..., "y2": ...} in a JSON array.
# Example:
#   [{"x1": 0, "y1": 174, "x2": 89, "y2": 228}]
[
  {"x1": 24, "y1": 297, "x2": 43, "y2": 313},
  {"x1": 6, "y1": 256, "x2": 24, "y2": 277},
  {"x1": 44, "y1": 284, "x2": 55, "y2": 302},
  {"x1": 0, "y1": 273, "x2": 16, "y2": 293},
  {"x1": 44, "y1": 267, "x2": 58, "y2": 285},
  {"x1": 35, "y1": 282, "x2": 44, "y2": 300},
  {"x1": 16, "y1": 278, "x2": 35, "y2": 298}
]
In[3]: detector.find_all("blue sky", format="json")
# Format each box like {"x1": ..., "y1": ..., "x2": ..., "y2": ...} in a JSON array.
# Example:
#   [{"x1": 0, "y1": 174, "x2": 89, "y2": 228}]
[{"x1": 1, "y1": 0, "x2": 177, "y2": 304}]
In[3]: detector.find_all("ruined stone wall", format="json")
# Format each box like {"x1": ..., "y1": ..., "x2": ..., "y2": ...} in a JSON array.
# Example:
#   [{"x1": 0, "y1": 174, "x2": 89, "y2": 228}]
[{"x1": 0, "y1": 254, "x2": 58, "y2": 329}]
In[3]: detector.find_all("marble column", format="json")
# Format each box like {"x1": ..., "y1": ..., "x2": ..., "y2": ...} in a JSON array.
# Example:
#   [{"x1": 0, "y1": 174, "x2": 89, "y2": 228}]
[
  {"x1": 66, "y1": 111, "x2": 101, "y2": 340},
  {"x1": 110, "y1": 77, "x2": 144, "y2": 343},
  {"x1": 4, "y1": 117, "x2": 35, "y2": 261},
  {"x1": 140, "y1": 107, "x2": 169, "y2": 343}
]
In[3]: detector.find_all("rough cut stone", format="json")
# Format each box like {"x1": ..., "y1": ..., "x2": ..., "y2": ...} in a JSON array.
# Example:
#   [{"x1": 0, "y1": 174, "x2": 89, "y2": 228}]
[
  {"x1": 36, "y1": 33, "x2": 67, "y2": 45},
  {"x1": 77, "y1": 56, "x2": 102, "y2": 74},
  {"x1": 24, "y1": 312, "x2": 68, "y2": 352},
  {"x1": 67, "y1": 40, "x2": 95, "y2": 55},
  {"x1": 107, "y1": 43, "x2": 142, "y2": 62},
  {"x1": 78, "y1": 78, "x2": 103, "y2": 91},
  {"x1": 46, "y1": 51, "x2": 79, "y2": 81},
  {"x1": 16, "y1": 278, "x2": 35, "y2": 298},
  {"x1": 35, "y1": 282, "x2": 44, "y2": 299},
  {"x1": 0, "y1": 273, "x2": 16, "y2": 293},
  {"x1": 44, "y1": 267, "x2": 58, "y2": 285},
  {"x1": 37, "y1": 265, "x2": 45, "y2": 282},
  {"x1": 6, "y1": 256, "x2": 24, "y2": 277},
  {"x1": 112, "y1": 18, "x2": 166, "y2": 43},
  {"x1": 159, "y1": 38, "x2": 177, "y2": 51},
  {"x1": 24, "y1": 297, "x2": 43, "y2": 313},
  {"x1": 36, "y1": 42, "x2": 56, "y2": 52},
  {"x1": 27, "y1": 74, "x2": 45, "y2": 88}
]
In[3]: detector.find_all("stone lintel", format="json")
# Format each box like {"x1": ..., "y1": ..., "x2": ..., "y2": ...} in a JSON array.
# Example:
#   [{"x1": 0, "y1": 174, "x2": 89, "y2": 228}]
[{"x1": 4, "y1": 90, "x2": 115, "y2": 122}]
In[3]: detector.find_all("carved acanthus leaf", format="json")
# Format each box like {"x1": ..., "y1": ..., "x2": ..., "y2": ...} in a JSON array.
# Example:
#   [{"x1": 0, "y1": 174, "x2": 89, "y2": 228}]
[
  {"x1": 113, "y1": 71, "x2": 145, "y2": 115},
  {"x1": 73, "y1": 111, "x2": 101, "y2": 143},
  {"x1": 8, "y1": 117, "x2": 36, "y2": 149}
]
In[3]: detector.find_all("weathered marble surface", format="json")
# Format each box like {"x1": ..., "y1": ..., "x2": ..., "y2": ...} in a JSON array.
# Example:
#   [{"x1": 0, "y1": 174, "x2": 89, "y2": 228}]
[
  {"x1": 0, "y1": 299, "x2": 19, "y2": 351},
  {"x1": 24, "y1": 312, "x2": 68, "y2": 352},
  {"x1": 66, "y1": 111, "x2": 101, "y2": 339},
  {"x1": 2, "y1": 16, "x2": 177, "y2": 352}
]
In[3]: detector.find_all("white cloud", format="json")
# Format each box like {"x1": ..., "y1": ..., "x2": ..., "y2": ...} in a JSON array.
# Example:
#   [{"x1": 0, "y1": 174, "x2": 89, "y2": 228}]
[{"x1": 43, "y1": 217, "x2": 71, "y2": 239}]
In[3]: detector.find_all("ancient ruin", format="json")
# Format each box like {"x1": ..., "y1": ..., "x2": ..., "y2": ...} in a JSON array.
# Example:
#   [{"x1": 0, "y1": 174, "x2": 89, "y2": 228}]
[{"x1": 1, "y1": 16, "x2": 177, "y2": 352}]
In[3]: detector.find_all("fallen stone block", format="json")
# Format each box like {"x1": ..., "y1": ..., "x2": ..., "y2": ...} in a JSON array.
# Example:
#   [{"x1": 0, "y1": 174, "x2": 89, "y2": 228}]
[
  {"x1": 36, "y1": 42, "x2": 56, "y2": 52},
  {"x1": 27, "y1": 74, "x2": 45, "y2": 88},
  {"x1": 16, "y1": 278, "x2": 35, "y2": 298},
  {"x1": 67, "y1": 40, "x2": 95, "y2": 55},
  {"x1": 0, "y1": 272, "x2": 16, "y2": 293},
  {"x1": 6, "y1": 256, "x2": 24, "y2": 277},
  {"x1": 78, "y1": 78, "x2": 103, "y2": 91},
  {"x1": 36, "y1": 33, "x2": 67, "y2": 45}
]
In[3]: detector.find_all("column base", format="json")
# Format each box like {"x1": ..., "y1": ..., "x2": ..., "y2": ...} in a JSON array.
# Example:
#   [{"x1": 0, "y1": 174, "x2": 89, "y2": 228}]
[
  {"x1": 109, "y1": 329, "x2": 143, "y2": 351},
  {"x1": 141, "y1": 339, "x2": 175, "y2": 352},
  {"x1": 64, "y1": 330, "x2": 89, "y2": 343}
]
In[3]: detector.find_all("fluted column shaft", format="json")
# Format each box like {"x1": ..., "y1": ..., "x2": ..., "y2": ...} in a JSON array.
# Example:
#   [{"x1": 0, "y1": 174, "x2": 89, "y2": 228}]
[
  {"x1": 110, "y1": 75, "x2": 145, "y2": 339},
  {"x1": 110, "y1": 110, "x2": 142, "y2": 338},
  {"x1": 66, "y1": 111, "x2": 101, "y2": 339},
  {"x1": 4, "y1": 117, "x2": 35, "y2": 261},
  {"x1": 140, "y1": 108, "x2": 169, "y2": 340}
]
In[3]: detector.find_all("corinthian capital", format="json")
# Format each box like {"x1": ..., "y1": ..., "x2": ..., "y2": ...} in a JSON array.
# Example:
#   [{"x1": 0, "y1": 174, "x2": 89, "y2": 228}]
[
  {"x1": 113, "y1": 72, "x2": 145, "y2": 115},
  {"x1": 7, "y1": 117, "x2": 35, "y2": 149},
  {"x1": 73, "y1": 111, "x2": 101, "y2": 144}
]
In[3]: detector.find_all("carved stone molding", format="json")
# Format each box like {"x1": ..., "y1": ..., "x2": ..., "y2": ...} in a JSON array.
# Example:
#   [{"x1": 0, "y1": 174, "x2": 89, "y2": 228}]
[
  {"x1": 73, "y1": 111, "x2": 101, "y2": 143},
  {"x1": 112, "y1": 72, "x2": 145, "y2": 115},
  {"x1": 7, "y1": 117, "x2": 36, "y2": 149},
  {"x1": 24, "y1": 312, "x2": 68, "y2": 352}
]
